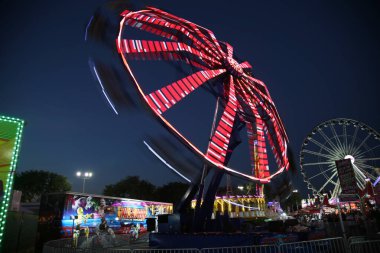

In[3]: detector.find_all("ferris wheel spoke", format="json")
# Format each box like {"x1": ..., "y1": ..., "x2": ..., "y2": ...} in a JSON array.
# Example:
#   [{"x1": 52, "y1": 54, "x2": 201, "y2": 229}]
[
  {"x1": 352, "y1": 133, "x2": 372, "y2": 155},
  {"x1": 302, "y1": 149, "x2": 335, "y2": 160},
  {"x1": 355, "y1": 144, "x2": 380, "y2": 157},
  {"x1": 343, "y1": 124, "x2": 348, "y2": 151},
  {"x1": 308, "y1": 138, "x2": 336, "y2": 155},
  {"x1": 352, "y1": 163, "x2": 368, "y2": 183},
  {"x1": 329, "y1": 125, "x2": 345, "y2": 153},
  {"x1": 348, "y1": 126, "x2": 359, "y2": 155},
  {"x1": 354, "y1": 161, "x2": 376, "y2": 171},
  {"x1": 317, "y1": 129, "x2": 341, "y2": 154},
  {"x1": 332, "y1": 182, "x2": 341, "y2": 198},
  {"x1": 303, "y1": 161, "x2": 335, "y2": 167},
  {"x1": 145, "y1": 69, "x2": 226, "y2": 114},
  {"x1": 356, "y1": 157, "x2": 380, "y2": 162},
  {"x1": 353, "y1": 162, "x2": 377, "y2": 180},
  {"x1": 318, "y1": 172, "x2": 338, "y2": 193},
  {"x1": 206, "y1": 77, "x2": 237, "y2": 165},
  {"x1": 308, "y1": 166, "x2": 335, "y2": 180},
  {"x1": 118, "y1": 39, "x2": 220, "y2": 68}
]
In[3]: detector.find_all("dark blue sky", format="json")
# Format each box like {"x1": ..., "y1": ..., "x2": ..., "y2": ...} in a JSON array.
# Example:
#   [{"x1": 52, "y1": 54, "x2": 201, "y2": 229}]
[{"x1": 1, "y1": 0, "x2": 379, "y2": 196}]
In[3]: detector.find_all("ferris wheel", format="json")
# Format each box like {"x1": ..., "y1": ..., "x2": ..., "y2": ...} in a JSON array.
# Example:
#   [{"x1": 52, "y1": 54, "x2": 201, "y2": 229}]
[
  {"x1": 114, "y1": 7, "x2": 290, "y2": 183},
  {"x1": 300, "y1": 118, "x2": 380, "y2": 198}
]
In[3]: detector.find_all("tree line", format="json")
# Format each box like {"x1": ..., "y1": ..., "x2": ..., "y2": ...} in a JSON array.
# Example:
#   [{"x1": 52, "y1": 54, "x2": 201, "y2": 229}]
[{"x1": 13, "y1": 170, "x2": 188, "y2": 205}]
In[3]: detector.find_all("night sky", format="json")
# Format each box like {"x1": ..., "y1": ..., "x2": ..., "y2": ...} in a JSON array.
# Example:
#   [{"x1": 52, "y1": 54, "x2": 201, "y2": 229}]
[{"x1": 1, "y1": 0, "x2": 379, "y2": 197}]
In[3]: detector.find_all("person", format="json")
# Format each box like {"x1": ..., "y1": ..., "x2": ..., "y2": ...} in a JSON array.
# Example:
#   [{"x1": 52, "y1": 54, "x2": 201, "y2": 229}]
[
  {"x1": 129, "y1": 223, "x2": 139, "y2": 240},
  {"x1": 97, "y1": 217, "x2": 115, "y2": 238}
]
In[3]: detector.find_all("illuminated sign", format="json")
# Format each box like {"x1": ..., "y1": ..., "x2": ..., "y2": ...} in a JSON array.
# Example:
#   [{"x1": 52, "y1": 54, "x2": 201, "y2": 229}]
[
  {"x1": 335, "y1": 159, "x2": 358, "y2": 195},
  {"x1": 0, "y1": 115, "x2": 24, "y2": 246}
]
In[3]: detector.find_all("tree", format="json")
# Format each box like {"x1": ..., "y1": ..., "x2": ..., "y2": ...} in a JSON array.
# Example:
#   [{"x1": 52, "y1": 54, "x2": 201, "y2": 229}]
[
  {"x1": 14, "y1": 170, "x2": 71, "y2": 202},
  {"x1": 154, "y1": 182, "x2": 189, "y2": 207},
  {"x1": 103, "y1": 176, "x2": 156, "y2": 200}
]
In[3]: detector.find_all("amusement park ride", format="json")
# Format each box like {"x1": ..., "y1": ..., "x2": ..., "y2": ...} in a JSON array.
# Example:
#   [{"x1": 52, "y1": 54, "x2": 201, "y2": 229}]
[
  {"x1": 300, "y1": 118, "x2": 380, "y2": 198},
  {"x1": 113, "y1": 6, "x2": 291, "y2": 231}
]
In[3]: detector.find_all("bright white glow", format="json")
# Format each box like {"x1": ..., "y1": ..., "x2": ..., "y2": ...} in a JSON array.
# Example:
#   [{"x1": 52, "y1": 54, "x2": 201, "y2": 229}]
[
  {"x1": 93, "y1": 66, "x2": 119, "y2": 115},
  {"x1": 237, "y1": 186, "x2": 244, "y2": 190},
  {"x1": 223, "y1": 199, "x2": 259, "y2": 210},
  {"x1": 143, "y1": 141, "x2": 191, "y2": 183},
  {"x1": 76, "y1": 172, "x2": 81, "y2": 177},
  {"x1": 344, "y1": 155, "x2": 355, "y2": 164},
  {"x1": 89, "y1": 172, "x2": 93, "y2": 177},
  {"x1": 293, "y1": 189, "x2": 298, "y2": 193},
  {"x1": 85, "y1": 172, "x2": 89, "y2": 177}
]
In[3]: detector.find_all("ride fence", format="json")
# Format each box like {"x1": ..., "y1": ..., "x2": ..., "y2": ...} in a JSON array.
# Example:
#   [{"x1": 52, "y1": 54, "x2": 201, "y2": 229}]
[
  {"x1": 278, "y1": 237, "x2": 346, "y2": 253},
  {"x1": 200, "y1": 245, "x2": 278, "y2": 253},
  {"x1": 44, "y1": 236, "x2": 380, "y2": 253},
  {"x1": 43, "y1": 237, "x2": 350, "y2": 253}
]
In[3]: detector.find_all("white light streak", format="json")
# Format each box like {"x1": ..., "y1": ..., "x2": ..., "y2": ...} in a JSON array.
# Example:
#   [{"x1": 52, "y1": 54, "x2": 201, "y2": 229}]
[
  {"x1": 93, "y1": 66, "x2": 119, "y2": 115},
  {"x1": 223, "y1": 199, "x2": 259, "y2": 210},
  {"x1": 143, "y1": 141, "x2": 191, "y2": 183}
]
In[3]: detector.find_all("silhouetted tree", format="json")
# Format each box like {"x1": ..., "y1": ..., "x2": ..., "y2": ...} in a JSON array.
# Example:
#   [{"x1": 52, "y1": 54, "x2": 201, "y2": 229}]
[
  {"x1": 103, "y1": 176, "x2": 156, "y2": 200},
  {"x1": 154, "y1": 182, "x2": 189, "y2": 206},
  {"x1": 14, "y1": 170, "x2": 71, "y2": 202}
]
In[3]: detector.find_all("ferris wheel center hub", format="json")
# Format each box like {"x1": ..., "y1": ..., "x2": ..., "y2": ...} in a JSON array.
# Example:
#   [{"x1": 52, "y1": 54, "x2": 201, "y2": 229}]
[
  {"x1": 344, "y1": 155, "x2": 355, "y2": 163},
  {"x1": 224, "y1": 57, "x2": 244, "y2": 77}
]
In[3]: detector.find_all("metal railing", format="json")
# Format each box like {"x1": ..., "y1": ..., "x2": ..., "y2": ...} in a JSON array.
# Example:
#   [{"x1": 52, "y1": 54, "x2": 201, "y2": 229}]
[
  {"x1": 279, "y1": 237, "x2": 346, "y2": 253},
  {"x1": 201, "y1": 245, "x2": 278, "y2": 253},
  {"x1": 43, "y1": 236, "x2": 380, "y2": 253},
  {"x1": 349, "y1": 239, "x2": 380, "y2": 253},
  {"x1": 133, "y1": 249, "x2": 199, "y2": 253}
]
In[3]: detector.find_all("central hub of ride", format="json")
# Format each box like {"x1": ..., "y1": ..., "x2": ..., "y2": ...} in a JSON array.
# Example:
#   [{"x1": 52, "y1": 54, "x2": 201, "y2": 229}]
[
  {"x1": 344, "y1": 155, "x2": 355, "y2": 164},
  {"x1": 224, "y1": 57, "x2": 244, "y2": 77}
]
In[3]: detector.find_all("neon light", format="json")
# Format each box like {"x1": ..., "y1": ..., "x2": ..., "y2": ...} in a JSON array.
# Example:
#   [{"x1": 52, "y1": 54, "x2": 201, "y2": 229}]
[
  {"x1": 374, "y1": 176, "x2": 380, "y2": 186},
  {"x1": 222, "y1": 199, "x2": 259, "y2": 210},
  {"x1": 143, "y1": 141, "x2": 191, "y2": 183},
  {"x1": 84, "y1": 15, "x2": 94, "y2": 41},
  {"x1": 92, "y1": 65, "x2": 119, "y2": 115},
  {"x1": 116, "y1": 8, "x2": 289, "y2": 183},
  {"x1": 0, "y1": 116, "x2": 24, "y2": 247}
]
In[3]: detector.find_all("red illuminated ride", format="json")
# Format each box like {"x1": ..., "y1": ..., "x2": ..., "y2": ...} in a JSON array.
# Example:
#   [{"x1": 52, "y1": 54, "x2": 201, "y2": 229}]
[{"x1": 116, "y1": 7, "x2": 289, "y2": 185}]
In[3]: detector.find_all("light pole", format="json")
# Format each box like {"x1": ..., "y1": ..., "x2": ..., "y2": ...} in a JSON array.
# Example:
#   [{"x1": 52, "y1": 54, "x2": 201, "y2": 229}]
[
  {"x1": 292, "y1": 189, "x2": 299, "y2": 211},
  {"x1": 76, "y1": 171, "x2": 93, "y2": 193}
]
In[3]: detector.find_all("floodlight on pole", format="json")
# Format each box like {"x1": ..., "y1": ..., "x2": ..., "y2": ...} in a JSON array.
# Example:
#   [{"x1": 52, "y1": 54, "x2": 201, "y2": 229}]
[{"x1": 76, "y1": 171, "x2": 93, "y2": 193}]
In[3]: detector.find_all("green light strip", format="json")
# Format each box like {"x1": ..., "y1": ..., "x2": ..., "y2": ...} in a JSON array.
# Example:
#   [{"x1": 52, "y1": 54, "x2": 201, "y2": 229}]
[{"x1": 0, "y1": 115, "x2": 24, "y2": 246}]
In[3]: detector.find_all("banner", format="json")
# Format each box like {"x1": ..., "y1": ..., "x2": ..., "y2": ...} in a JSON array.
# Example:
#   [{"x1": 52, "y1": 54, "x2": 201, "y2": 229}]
[
  {"x1": 335, "y1": 158, "x2": 357, "y2": 195},
  {"x1": 0, "y1": 116, "x2": 24, "y2": 245}
]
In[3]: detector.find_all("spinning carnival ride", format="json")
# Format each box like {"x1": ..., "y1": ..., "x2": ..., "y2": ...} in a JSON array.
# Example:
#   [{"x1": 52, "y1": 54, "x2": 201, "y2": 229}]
[
  {"x1": 300, "y1": 118, "x2": 380, "y2": 198},
  {"x1": 88, "y1": 6, "x2": 293, "y2": 229},
  {"x1": 115, "y1": 7, "x2": 289, "y2": 183}
]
